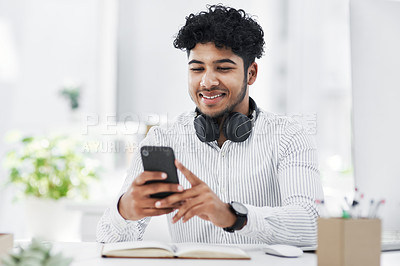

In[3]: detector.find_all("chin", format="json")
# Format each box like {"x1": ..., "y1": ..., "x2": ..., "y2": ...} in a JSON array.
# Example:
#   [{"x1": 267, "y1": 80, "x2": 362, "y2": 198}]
[{"x1": 200, "y1": 108, "x2": 227, "y2": 119}]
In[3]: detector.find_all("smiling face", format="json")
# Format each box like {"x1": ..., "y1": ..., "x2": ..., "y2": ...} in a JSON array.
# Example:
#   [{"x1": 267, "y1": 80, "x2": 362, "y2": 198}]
[{"x1": 188, "y1": 42, "x2": 257, "y2": 119}]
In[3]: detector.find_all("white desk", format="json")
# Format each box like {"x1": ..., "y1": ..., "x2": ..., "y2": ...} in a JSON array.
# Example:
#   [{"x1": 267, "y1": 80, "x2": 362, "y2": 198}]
[{"x1": 50, "y1": 242, "x2": 400, "y2": 266}]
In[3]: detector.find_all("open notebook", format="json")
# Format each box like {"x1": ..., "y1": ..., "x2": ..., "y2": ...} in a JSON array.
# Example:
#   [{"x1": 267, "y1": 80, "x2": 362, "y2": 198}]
[{"x1": 101, "y1": 241, "x2": 250, "y2": 260}]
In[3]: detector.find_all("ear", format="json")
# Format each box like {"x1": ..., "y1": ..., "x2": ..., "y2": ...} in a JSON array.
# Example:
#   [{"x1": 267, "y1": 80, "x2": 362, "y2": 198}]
[{"x1": 247, "y1": 62, "x2": 258, "y2": 85}]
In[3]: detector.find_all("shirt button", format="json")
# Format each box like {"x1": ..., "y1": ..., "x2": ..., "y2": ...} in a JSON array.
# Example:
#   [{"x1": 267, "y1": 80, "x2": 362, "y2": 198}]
[{"x1": 221, "y1": 152, "x2": 225, "y2": 157}]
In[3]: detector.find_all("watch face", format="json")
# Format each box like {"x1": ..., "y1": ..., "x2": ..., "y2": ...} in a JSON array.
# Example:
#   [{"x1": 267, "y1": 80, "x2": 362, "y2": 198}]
[{"x1": 231, "y1": 201, "x2": 248, "y2": 215}]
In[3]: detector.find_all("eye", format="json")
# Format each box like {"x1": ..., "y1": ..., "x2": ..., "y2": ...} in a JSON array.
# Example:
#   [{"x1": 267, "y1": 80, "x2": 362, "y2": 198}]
[
  {"x1": 217, "y1": 67, "x2": 233, "y2": 72},
  {"x1": 190, "y1": 67, "x2": 204, "y2": 72}
]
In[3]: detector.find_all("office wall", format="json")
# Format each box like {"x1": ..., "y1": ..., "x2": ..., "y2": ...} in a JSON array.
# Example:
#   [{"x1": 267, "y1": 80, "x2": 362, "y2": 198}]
[
  {"x1": 286, "y1": 0, "x2": 352, "y2": 186},
  {"x1": 0, "y1": 0, "x2": 109, "y2": 237}
]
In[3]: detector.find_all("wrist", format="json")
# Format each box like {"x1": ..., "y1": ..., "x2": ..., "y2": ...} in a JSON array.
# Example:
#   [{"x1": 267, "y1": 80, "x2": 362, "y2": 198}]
[
  {"x1": 223, "y1": 203, "x2": 237, "y2": 228},
  {"x1": 117, "y1": 194, "x2": 128, "y2": 219},
  {"x1": 223, "y1": 201, "x2": 248, "y2": 233},
  {"x1": 118, "y1": 193, "x2": 140, "y2": 221}
]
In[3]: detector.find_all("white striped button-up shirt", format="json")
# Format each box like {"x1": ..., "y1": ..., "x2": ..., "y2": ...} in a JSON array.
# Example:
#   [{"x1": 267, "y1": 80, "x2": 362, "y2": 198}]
[{"x1": 96, "y1": 109, "x2": 324, "y2": 246}]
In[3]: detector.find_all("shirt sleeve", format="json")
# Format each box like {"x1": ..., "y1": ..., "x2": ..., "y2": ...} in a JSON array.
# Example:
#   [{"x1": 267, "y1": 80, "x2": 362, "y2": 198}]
[
  {"x1": 96, "y1": 127, "x2": 163, "y2": 243},
  {"x1": 237, "y1": 121, "x2": 324, "y2": 246}
]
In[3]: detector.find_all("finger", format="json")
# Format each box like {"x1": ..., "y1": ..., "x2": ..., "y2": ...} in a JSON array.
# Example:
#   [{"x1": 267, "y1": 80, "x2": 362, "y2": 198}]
[
  {"x1": 142, "y1": 183, "x2": 184, "y2": 198},
  {"x1": 175, "y1": 160, "x2": 202, "y2": 186},
  {"x1": 171, "y1": 201, "x2": 185, "y2": 208},
  {"x1": 141, "y1": 208, "x2": 175, "y2": 217},
  {"x1": 135, "y1": 198, "x2": 159, "y2": 208},
  {"x1": 134, "y1": 171, "x2": 167, "y2": 185},
  {"x1": 136, "y1": 198, "x2": 179, "y2": 209},
  {"x1": 155, "y1": 187, "x2": 201, "y2": 208},
  {"x1": 182, "y1": 204, "x2": 206, "y2": 223},
  {"x1": 172, "y1": 197, "x2": 203, "y2": 223},
  {"x1": 156, "y1": 200, "x2": 185, "y2": 209}
]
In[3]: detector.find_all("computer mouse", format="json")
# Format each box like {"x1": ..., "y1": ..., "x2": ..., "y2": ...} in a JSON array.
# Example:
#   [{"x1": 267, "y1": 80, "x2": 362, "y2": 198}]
[{"x1": 263, "y1": 244, "x2": 303, "y2": 258}]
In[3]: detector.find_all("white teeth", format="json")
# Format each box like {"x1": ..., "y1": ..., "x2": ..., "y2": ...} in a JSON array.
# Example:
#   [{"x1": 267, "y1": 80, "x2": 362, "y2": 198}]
[{"x1": 202, "y1": 94, "x2": 222, "y2": 99}]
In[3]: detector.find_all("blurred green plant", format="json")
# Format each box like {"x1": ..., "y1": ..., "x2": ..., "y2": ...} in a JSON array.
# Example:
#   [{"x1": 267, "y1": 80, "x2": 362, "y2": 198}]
[
  {"x1": 60, "y1": 86, "x2": 80, "y2": 110},
  {"x1": 1, "y1": 238, "x2": 73, "y2": 266},
  {"x1": 3, "y1": 131, "x2": 99, "y2": 200}
]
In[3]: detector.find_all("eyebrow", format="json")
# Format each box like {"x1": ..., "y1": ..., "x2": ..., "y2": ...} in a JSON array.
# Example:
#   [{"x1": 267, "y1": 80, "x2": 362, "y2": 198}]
[
  {"x1": 188, "y1": 59, "x2": 204, "y2": 65},
  {"x1": 188, "y1": 59, "x2": 237, "y2": 65},
  {"x1": 215, "y1": 59, "x2": 237, "y2": 65}
]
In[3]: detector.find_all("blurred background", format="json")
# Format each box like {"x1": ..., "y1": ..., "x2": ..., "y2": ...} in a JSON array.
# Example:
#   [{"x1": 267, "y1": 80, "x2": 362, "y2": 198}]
[{"x1": 0, "y1": 0, "x2": 353, "y2": 241}]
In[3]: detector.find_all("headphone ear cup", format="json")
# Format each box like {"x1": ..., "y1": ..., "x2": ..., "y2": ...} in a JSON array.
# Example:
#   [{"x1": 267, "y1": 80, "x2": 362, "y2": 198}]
[
  {"x1": 223, "y1": 112, "x2": 253, "y2": 142},
  {"x1": 194, "y1": 115, "x2": 220, "y2": 142}
]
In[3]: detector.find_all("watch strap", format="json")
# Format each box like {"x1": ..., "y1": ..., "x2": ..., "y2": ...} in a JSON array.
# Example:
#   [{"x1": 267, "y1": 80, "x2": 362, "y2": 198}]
[{"x1": 223, "y1": 202, "x2": 248, "y2": 233}]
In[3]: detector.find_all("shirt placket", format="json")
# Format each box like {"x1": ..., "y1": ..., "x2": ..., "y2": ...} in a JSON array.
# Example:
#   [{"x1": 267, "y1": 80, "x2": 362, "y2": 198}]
[{"x1": 218, "y1": 145, "x2": 230, "y2": 204}]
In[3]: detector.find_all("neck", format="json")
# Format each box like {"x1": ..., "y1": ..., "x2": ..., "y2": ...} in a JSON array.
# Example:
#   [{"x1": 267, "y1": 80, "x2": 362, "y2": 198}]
[
  {"x1": 216, "y1": 116, "x2": 228, "y2": 147},
  {"x1": 217, "y1": 136, "x2": 227, "y2": 147}
]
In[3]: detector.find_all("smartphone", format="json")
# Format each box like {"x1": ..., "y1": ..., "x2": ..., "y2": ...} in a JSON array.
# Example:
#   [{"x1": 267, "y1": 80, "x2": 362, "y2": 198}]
[{"x1": 140, "y1": 146, "x2": 179, "y2": 198}]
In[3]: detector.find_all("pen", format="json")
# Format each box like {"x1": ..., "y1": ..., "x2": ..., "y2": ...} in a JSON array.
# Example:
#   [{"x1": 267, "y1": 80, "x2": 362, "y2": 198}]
[
  {"x1": 340, "y1": 197, "x2": 352, "y2": 219},
  {"x1": 342, "y1": 209, "x2": 351, "y2": 219},
  {"x1": 316, "y1": 199, "x2": 329, "y2": 218},
  {"x1": 371, "y1": 199, "x2": 385, "y2": 218},
  {"x1": 353, "y1": 193, "x2": 364, "y2": 218},
  {"x1": 344, "y1": 196, "x2": 356, "y2": 218},
  {"x1": 367, "y1": 199, "x2": 375, "y2": 218},
  {"x1": 350, "y1": 188, "x2": 360, "y2": 218}
]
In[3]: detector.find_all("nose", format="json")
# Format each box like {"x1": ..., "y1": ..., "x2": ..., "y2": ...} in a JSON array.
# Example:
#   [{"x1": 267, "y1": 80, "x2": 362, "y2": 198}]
[{"x1": 200, "y1": 71, "x2": 219, "y2": 88}]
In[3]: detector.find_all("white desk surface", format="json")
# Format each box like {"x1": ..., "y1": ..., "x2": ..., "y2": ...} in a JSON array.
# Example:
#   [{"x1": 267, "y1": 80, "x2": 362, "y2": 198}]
[{"x1": 50, "y1": 242, "x2": 400, "y2": 266}]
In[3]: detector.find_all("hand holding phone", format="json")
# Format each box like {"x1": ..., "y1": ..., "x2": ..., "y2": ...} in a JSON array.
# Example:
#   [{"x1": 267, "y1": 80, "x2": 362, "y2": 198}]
[
  {"x1": 141, "y1": 146, "x2": 180, "y2": 198},
  {"x1": 118, "y1": 146, "x2": 182, "y2": 221}
]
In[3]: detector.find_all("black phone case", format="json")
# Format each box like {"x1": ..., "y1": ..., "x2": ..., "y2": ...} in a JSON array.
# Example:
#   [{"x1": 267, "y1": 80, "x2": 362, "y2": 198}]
[{"x1": 140, "y1": 146, "x2": 179, "y2": 198}]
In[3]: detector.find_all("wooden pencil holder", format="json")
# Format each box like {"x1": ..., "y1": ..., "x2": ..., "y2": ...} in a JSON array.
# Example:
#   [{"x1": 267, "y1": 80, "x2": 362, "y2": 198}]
[{"x1": 317, "y1": 218, "x2": 381, "y2": 266}]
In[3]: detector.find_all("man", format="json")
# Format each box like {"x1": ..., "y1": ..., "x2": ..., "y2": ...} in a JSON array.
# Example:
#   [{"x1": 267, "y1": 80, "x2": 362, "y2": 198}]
[{"x1": 97, "y1": 5, "x2": 324, "y2": 246}]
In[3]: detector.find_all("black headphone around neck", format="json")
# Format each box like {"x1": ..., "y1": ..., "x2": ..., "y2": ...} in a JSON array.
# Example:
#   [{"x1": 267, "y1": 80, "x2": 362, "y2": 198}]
[{"x1": 194, "y1": 97, "x2": 259, "y2": 143}]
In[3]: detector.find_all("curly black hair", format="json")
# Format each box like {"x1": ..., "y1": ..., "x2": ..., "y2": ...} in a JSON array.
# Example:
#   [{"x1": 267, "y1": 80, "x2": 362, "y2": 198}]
[{"x1": 173, "y1": 5, "x2": 265, "y2": 70}]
